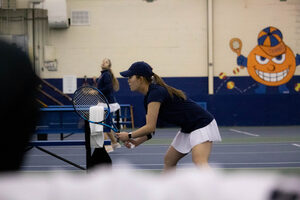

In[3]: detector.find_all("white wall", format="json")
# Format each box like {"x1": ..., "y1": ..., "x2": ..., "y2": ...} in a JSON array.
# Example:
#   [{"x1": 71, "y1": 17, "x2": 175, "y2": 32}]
[
  {"x1": 43, "y1": 0, "x2": 208, "y2": 78},
  {"x1": 14, "y1": 0, "x2": 300, "y2": 78}
]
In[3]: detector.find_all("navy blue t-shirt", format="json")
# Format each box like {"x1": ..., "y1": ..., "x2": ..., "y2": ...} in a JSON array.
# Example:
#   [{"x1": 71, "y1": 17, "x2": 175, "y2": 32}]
[
  {"x1": 144, "y1": 84, "x2": 214, "y2": 133},
  {"x1": 97, "y1": 70, "x2": 116, "y2": 103}
]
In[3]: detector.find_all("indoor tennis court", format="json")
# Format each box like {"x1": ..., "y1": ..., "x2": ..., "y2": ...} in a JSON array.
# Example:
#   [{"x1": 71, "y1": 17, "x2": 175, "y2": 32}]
[
  {"x1": 1, "y1": 0, "x2": 300, "y2": 199},
  {"x1": 22, "y1": 126, "x2": 300, "y2": 174}
]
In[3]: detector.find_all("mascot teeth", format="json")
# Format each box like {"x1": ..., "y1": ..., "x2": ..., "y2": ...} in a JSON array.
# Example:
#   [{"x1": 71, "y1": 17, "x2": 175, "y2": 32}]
[{"x1": 255, "y1": 69, "x2": 289, "y2": 82}]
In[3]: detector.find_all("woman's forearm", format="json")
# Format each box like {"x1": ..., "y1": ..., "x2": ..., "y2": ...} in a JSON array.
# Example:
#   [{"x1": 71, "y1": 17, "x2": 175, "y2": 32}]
[
  {"x1": 135, "y1": 136, "x2": 148, "y2": 145},
  {"x1": 131, "y1": 124, "x2": 155, "y2": 139}
]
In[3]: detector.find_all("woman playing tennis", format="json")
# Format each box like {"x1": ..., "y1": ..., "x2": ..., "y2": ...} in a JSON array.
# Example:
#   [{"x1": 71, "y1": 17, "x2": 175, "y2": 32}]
[
  {"x1": 96, "y1": 58, "x2": 121, "y2": 152},
  {"x1": 116, "y1": 61, "x2": 221, "y2": 171}
]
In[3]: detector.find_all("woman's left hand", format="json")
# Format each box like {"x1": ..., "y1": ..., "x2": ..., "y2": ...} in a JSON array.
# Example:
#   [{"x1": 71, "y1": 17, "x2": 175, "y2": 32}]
[{"x1": 116, "y1": 132, "x2": 129, "y2": 142}]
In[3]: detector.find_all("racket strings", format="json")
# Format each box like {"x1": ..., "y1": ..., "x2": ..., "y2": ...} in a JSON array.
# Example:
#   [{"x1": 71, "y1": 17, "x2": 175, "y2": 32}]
[
  {"x1": 73, "y1": 87, "x2": 108, "y2": 120},
  {"x1": 232, "y1": 41, "x2": 240, "y2": 49}
]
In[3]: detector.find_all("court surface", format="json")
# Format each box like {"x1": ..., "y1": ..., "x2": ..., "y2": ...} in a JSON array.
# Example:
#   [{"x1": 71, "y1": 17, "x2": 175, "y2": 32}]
[{"x1": 21, "y1": 126, "x2": 300, "y2": 174}]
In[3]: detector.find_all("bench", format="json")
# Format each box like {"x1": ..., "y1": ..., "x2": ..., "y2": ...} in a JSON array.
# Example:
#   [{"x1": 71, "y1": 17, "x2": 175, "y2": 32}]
[{"x1": 114, "y1": 104, "x2": 134, "y2": 128}]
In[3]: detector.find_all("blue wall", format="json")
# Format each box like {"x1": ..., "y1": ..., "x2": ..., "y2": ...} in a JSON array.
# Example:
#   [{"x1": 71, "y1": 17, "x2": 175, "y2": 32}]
[{"x1": 39, "y1": 76, "x2": 300, "y2": 127}]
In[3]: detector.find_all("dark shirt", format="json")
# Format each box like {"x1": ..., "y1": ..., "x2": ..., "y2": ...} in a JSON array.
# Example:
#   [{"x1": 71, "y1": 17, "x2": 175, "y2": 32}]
[
  {"x1": 144, "y1": 84, "x2": 214, "y2": 133},
  {"x1": 96, "y1": 70, "x2": 116, "y2": 103}
]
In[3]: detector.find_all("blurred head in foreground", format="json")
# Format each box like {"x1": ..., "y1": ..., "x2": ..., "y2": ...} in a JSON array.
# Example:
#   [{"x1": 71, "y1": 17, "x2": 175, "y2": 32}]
[{"x1": 0, "y1": 40, "x2": 39, "y2": 172}]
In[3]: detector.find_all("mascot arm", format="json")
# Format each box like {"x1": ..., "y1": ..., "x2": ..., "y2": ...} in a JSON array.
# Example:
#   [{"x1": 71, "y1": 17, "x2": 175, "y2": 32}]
[
  {"x1": 237, "y1": 55, "x2": 247, "y2": 67},
  {"x1": 296, "y1": 54, "x2": 300, "y2": 66}
]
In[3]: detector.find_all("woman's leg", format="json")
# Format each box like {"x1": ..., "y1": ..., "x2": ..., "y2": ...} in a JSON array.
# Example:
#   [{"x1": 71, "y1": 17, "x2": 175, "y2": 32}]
[
  {"x1": 106, "y1": 131, "x2": 118, "y2": 143},
  {"x1": 163, "y1": 146, "x2": 187, "y2": 172},
  {"x1": 106, "y1": 131, "x2": 121, "y2": 149},
  {"x1": 104, "y1": 132, "x2": 114, "y2": 153},
  {"x1": 104, "y1": 113, "x2": 121, "y2": 148},
  {"x1": 191, "y1": 141, "x2": 212, "y2": 168}
]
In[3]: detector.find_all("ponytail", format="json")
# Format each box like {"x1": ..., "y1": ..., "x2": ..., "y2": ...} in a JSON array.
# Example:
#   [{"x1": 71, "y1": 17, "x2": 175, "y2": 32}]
[
  {"x1": 152, "y1": 73, "x2": 186, "y2": 100},
  {"x1": 108, "y1": 68, "x2": 119, "y2": 91},
  {"x1": 102, "y1": 58, "x2": 119, "y2": 91}
]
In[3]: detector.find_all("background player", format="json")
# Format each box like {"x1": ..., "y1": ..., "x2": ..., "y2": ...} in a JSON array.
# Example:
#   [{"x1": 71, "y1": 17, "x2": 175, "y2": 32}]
[{"x1": 96, "y1": 58, "x2": 121, "y2": 152}]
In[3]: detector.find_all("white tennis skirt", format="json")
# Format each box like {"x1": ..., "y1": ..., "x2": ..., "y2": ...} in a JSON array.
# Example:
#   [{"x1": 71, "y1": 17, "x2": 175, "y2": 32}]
[{"x1": 171, "y1": 119, "x2": 222, "y2": 154}]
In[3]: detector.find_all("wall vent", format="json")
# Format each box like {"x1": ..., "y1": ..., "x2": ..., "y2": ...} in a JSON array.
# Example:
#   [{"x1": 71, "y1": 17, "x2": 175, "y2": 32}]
[{"x1": 71, "y1": 10, "x2": 90, "y2": 26}]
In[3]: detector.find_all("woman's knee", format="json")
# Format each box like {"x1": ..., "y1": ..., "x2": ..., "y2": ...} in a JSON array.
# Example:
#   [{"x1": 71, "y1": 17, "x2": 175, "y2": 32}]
[
  {"x1": 191, "y1": 142, "x2": 212, "y2": 166},
  {"x1": 192, "y1": 156, "x2": 209, "y2": 166},
  {"x1": 164, "y1": 154, "x2": 177, "y2": 167},
  {"x1": 164, "y1": 146, "x2": 184, "y2": 167}
]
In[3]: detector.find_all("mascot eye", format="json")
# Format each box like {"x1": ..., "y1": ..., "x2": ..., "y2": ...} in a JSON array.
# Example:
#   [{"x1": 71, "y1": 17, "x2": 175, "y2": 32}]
[
  {"x1": 272, "y1": 54, "x2": 285, "y2": 64},
  {"x1": 256, "y1": 55, "x2": 269, "y2": 64}
]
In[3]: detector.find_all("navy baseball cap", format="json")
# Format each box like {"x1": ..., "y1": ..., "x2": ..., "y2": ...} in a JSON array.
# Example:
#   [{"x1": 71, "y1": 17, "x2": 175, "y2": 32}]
[{"x1": 120, "y1": 61, "x2": 153, "y2": 78}]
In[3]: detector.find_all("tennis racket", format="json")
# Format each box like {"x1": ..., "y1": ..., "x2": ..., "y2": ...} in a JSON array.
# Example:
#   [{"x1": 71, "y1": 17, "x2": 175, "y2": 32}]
[
  {"x1": 229, "y1": 38, "x2": 242, "y2": 56},
  {"x1": 72, "y1": 85, "x2": 119, "y2": 133},
  {"x1": 72, "y1": 85, "x2": 135, "y2": 148},
  {"x1": 230, "y1": 38, "x2": 245, "y2": 69}
]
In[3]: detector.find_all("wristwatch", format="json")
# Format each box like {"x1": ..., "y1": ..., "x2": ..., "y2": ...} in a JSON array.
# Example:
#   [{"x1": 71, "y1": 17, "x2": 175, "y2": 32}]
[{"x1": 128, "y1": 132, "x2": 132, "y2": 139}]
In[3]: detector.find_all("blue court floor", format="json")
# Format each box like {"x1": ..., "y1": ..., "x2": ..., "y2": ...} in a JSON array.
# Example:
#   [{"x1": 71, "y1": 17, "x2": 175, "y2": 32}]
[{"x1": 21, "y1": 126, "x2": 300, "y2": 174}]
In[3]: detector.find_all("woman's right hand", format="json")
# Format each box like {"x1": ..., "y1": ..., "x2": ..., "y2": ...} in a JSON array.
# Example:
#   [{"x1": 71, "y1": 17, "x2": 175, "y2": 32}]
[{"x1": 124, "y1": 139, "x2": 138, "y2": 149}]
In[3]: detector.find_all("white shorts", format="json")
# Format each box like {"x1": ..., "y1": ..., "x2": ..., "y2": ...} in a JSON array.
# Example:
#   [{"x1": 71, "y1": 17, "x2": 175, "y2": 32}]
[
  {"x1": 171, "y1": 119, "x2": 222, "y2": 154},
  {"x1": 109, "y1": 103, "x2": 120, "y2": 113}
]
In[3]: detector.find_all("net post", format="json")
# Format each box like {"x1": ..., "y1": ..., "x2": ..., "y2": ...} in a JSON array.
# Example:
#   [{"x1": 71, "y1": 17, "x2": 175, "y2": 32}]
[{"x1": 84, "y1": 120, "x2": 91, "y2": 170}]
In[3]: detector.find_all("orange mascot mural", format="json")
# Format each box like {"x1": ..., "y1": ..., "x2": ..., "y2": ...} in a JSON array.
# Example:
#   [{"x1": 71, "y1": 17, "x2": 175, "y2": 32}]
[{"x1": 230, "y1": 26, "x2": 300, "y2": 94}]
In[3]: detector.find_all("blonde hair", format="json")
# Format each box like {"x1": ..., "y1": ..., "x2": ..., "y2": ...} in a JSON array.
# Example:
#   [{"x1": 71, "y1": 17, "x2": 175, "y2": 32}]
[
  {"x1": 102, "y1": 58, "x2": 119, "y2": 91},
  {"x1": 140, "y1": 73, "x2": 186, "y2": 100}
]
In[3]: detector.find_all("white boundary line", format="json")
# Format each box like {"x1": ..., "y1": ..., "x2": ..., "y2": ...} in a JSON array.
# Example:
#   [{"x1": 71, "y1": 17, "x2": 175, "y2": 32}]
[
  {"x1": 22, "y1": 161, "x2": 300, "y2": 169},
  {"x1": 25, "y1": 150, "x2": 300, "y2": 157},
  {"x1": 20, "y1": 167, "x2": 300, "y2": 173},
  {"x1": 229, "y1": 128, "x2": 260, "y2": 137}
]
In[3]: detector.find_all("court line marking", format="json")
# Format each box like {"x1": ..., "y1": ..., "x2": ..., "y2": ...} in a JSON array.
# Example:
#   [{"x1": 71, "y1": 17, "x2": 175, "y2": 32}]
[
  {"x1": 145, "y1": 142, "x2": 300, "y2": 146},
  {"x1": 19, "y1": 166, "x2": 300, "y2": 173},
  {"x1": 112, "y1": 150, "x2": 300, "y2": 156},
  {"x1": 292, "y1": 143, "x2": 300, "y2": 148},
  {"x1": 133, "y1": 166, "x2": 300, "y2": 171},
  {"x1": 114, "y1": 162, "x2": 300, "y2": 166},
  {"x1": 215, "y1": 142, "x2": 300, "y2": 146},
  {"x1": 211, "y1": 161, "x2": 300, "y2": 165},
  {"x1": 24, "y1": 150, "x2": 300, "y2": 158},
  {"x1": 26, "y1": 148, "x2": 300, "y2": 158},
  {"x1": 22, "y1": 161, "x2": 300, "y2": 169},
  {"x1": 21, "y1": 168, "x2": 300, "y2": 173},
  {"x1": 219, "y1": 167, "x2": 300, "y2": 170},
  {"x1": 229, "y1": 129, "x2": 260, "y2": 137}
]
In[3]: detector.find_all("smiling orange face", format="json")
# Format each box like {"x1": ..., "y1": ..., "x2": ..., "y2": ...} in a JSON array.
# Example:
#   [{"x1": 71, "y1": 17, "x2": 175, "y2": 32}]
[{"x1": 247, "y1": 45, "x2": 296, "y2": 86}]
